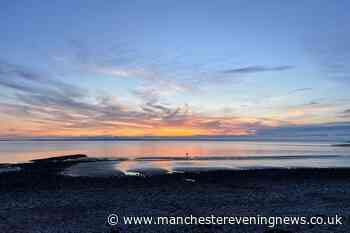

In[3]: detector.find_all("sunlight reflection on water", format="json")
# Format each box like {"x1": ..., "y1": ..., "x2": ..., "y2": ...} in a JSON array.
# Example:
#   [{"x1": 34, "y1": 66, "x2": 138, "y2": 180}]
[{"x1": 1, "y1": 140, "x2": 350, "y2": 176}]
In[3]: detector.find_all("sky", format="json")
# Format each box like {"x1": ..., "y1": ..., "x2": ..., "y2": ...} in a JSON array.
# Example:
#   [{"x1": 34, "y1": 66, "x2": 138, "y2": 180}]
[{"x1": 1, "y1": 0, "x2": 350, "y2": 138}]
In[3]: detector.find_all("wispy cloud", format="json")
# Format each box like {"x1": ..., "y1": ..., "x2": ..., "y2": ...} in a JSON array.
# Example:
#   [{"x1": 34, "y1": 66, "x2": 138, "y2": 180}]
[
  {"x1": 90, "y1": 65, "x2": 149, "y2": 78},
  {"x1": 289, "y1": 88, "x2": 313, "y2": 94},
  {"x1": 256, "y1": 122, "x2": 350, "y2": 138},
  {"x1": 3, "y1": 57, "x2": 347, "y2": 139},
  {"x1": 0, "y1": 60, "x2": 285, "y2": 137},
  {"x1": 222, "y1": 65, "x2": 294, "y2": 74},
  {"x1": 339, "y1": 109, "x2": 350, "y2": 118},
  {"x1": 0, "y1": 61, "x2": 85, "y2": 98}
]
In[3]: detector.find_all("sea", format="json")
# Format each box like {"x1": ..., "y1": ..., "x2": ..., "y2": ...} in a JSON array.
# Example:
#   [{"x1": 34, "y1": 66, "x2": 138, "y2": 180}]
[{"x1": 1, "y1": 139, "x2": 350, "y2": 176}]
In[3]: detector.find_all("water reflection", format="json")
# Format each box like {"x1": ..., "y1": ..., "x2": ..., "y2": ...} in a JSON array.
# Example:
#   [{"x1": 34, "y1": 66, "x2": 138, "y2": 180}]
[
  {"x1": 1, "y1": 140, "x2": 350, "y2": 176},
  {"x1": 62, "y1": 161, "x2": 124, "y2": 177},
  {"x1": 64, "y1": 155, "x2": 350, "y2": 177},
  {"x1": 0, "y1": 140, "x2": 346, "y2": 164}
]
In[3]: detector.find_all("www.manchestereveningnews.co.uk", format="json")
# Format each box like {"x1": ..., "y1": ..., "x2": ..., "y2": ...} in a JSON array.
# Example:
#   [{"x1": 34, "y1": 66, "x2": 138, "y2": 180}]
[{"x1": 107, "y1": 214, "x2": 342, "y2": 228}]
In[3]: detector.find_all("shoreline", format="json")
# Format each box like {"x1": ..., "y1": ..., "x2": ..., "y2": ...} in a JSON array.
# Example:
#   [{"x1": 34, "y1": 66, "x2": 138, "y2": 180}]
[
  {"x1": 2, "y1": 153, "x2": 350, "y2": 177},
  {"x1": 1, "y1": 155, "x2": 350, "y2": 232},
  {"x1": 2, "y1": 167, "x2": 350, "y2": 190}
]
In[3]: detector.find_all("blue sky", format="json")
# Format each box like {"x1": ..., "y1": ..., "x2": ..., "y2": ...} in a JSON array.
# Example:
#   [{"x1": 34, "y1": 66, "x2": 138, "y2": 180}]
[{"x1": 1, "y1": 0, "x2": 350, "y2": 138}]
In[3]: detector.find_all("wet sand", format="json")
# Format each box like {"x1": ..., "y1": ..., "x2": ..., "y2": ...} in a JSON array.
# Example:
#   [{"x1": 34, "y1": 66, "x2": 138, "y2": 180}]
[{"x1": 1, "y1": 165, "x2": 350, "y2": 233}]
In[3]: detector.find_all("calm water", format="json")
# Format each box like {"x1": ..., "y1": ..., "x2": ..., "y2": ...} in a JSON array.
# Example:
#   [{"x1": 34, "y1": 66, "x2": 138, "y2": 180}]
[{"x1": 1, "y1": 140, "x2": 350, "y2": 176}]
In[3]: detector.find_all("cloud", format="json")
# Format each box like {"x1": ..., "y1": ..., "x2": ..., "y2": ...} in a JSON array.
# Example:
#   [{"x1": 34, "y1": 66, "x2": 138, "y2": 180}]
[
  {"x1": 91, "y1": 65, "x2": 148, "y2": 78},
  {"x1": 307, "y1": 101, "x2": 319, "y2": 105},
  {"x1": 0, "y1": 61, "x2": 263, "y2": 137},
  {"x1": 256, "y1": 122, "x2": 350, "y2": 138},
  {"x1": 289, "y1": 88, "x2": 313, "y2": 94},
  {"x1": 1, "y1": 60, "x2": 347, "y2": 138},
  {"x1": 0, "y1": 61, "x2": 138, "y2": 129},
  {"x1": 339, "y1": 109, "x2": 350, "y2": 118},
  {"x1": 222, "y1": 65, "x2": 294, "y2": 74},
  {"x1": 0, "y1": 61, "x2": 85, "y2": 98}
]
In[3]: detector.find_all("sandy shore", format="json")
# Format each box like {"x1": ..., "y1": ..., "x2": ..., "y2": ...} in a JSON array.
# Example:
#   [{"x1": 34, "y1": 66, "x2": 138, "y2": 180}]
[{"x1": 1, "y1": 166, "x2": 350, "y2": 233}]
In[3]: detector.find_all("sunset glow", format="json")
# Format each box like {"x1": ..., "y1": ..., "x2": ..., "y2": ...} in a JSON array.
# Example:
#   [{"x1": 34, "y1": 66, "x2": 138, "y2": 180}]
[{"x1": 1, "y1": 1, "x2": 350, "y2": 138}]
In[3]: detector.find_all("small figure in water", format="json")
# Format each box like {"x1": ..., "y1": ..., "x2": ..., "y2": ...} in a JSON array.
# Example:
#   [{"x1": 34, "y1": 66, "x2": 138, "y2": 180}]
[{"x1": 186, "y1": 152, "x2": 189, "y2": 160}]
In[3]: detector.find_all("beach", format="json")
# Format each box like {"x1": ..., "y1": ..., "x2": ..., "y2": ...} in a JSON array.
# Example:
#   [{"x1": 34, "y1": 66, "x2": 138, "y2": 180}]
[
  {"x1": 1, "y1": 141, "x2": 350, "y2": 233},
  {"x1": 2, "y1": 1, "x2": 350, "y2": 232},
  {"x1": 1, "y1": 163, "x2": 350, "y2": 233}
]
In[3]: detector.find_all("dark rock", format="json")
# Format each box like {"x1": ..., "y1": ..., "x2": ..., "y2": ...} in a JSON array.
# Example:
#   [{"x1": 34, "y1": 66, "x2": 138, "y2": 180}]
[{"x1": 31, "y1": 154, "x2": 87, "y2": 163}]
